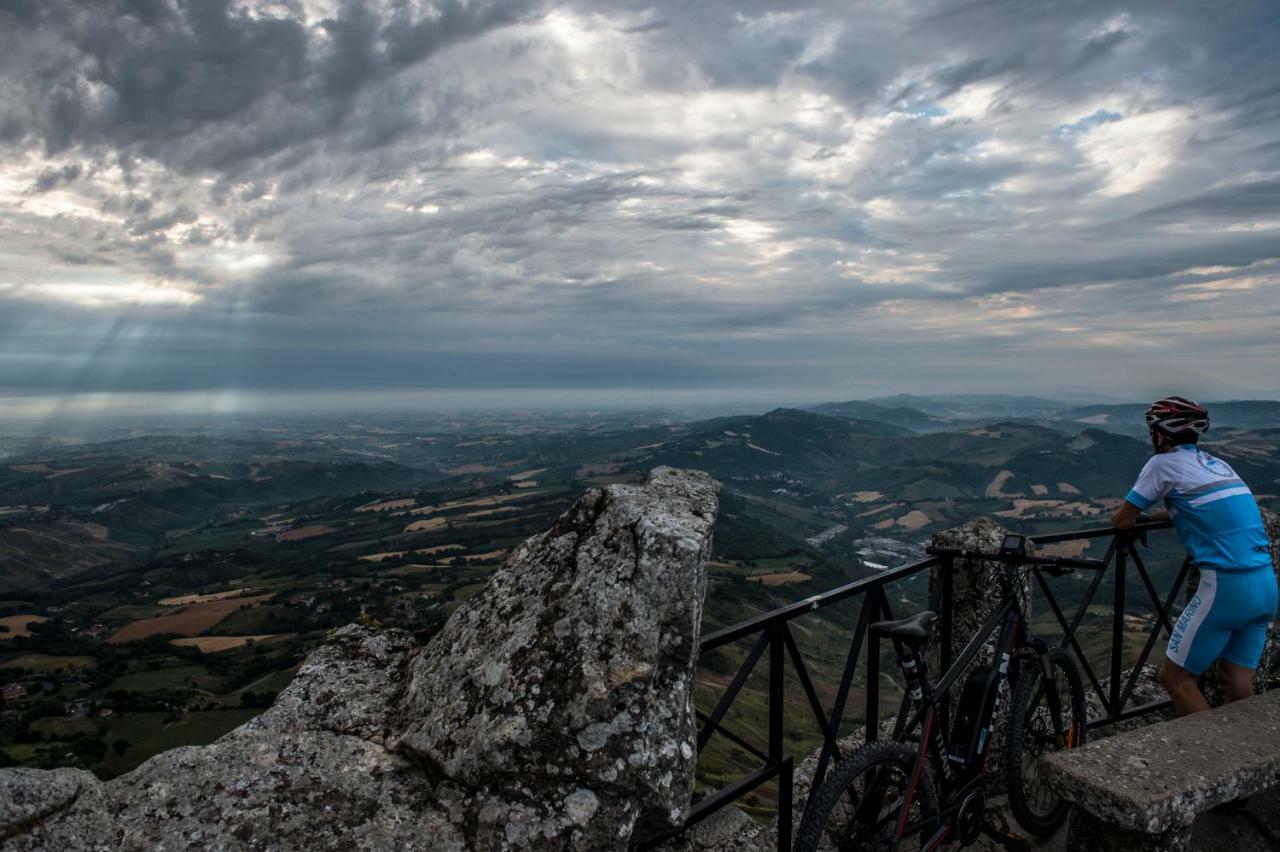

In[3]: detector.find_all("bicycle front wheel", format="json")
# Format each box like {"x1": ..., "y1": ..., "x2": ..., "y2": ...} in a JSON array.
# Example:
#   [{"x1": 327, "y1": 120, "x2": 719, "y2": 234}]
[
  {"x1": 795, "y1": 740, "x2": 940, "y2": 852},
  {"x1": 1004, "y1": 649, "x2": 1086, "y2": 836}
]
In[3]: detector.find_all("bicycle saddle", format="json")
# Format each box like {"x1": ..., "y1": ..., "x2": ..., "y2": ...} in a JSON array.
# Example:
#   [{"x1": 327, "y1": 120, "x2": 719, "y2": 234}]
[{"x1": 870, "y1": 610, "x2": 937, "y2": 644}]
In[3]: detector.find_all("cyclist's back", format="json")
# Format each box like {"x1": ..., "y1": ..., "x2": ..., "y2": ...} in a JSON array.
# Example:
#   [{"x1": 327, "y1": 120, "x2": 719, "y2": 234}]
[{"x1": 1125, "y1": 444, "x2": 1272, "y2": 574}]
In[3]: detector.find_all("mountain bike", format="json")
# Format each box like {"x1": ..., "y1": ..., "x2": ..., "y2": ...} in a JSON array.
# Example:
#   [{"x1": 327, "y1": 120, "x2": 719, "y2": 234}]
[{"x1": 795, "y1": 534, "x2": 1097, "y2": 851}]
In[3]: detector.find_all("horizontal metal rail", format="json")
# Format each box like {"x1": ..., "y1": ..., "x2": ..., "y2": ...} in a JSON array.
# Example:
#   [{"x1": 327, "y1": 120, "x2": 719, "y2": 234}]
[{"x1": 647, "y1": 519, "x2": 1185, "y2": 851}]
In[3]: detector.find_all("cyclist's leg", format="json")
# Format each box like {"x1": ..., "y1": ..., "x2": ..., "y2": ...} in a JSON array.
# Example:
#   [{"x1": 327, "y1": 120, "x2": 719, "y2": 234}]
[
  {"x1": 1163, "y1": 571, "x2": 1230, "y2": 715},
  {"x1": 1217, "y1": 659, "x2": 1254, "y2": 702},
  {"x1": 1159, "y1": 659, "x2": 1210, "y2": 715},
  {"x1": 1218, "y1": 568, "x2": 1279, "y2": 702}
]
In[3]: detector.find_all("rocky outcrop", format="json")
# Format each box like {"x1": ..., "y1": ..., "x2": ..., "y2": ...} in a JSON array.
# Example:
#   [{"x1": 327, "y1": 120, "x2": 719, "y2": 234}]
[
  {"x1": 395, "y1": 465, "x2": 717, "y2": 846},
  {"x1": 0, "y1": 467, "x2": 718, "y2": 851}
]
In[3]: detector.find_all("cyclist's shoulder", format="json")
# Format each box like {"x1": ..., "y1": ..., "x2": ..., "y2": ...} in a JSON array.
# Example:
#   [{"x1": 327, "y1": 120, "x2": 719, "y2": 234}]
[
  {"x1": 1136, "y1": 452, "x2": 1176, "y2": 477},
  {"x1": 1135, "y1": 448, "x2": 1203, "y2": 487}
]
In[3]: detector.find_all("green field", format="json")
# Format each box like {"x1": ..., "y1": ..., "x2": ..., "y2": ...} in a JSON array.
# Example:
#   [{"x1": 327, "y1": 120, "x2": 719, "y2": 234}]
[
  {"x1": 108, "y1": 664, "x2": 221, "y2": 693},
  {"x1": 97, "y1": 709, "x2": 262, "y2": 778},
  {"x1": 31, "y1": 717, "x2": 100, "y2": 739},
  {"x1": 95, "y1": 604, "x2": 170, "y2": 622},
  {"x1": 230, "y1": 665, "x2": 298, "y2": 697},
  {"x1": 0, "y1": 654, "x2": 97, "y2": 673}
]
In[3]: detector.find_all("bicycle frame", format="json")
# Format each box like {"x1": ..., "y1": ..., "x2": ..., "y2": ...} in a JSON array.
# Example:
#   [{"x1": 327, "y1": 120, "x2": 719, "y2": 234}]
[{"x1": 885, "y1": 585, "x2": 1061, "y2": 850}]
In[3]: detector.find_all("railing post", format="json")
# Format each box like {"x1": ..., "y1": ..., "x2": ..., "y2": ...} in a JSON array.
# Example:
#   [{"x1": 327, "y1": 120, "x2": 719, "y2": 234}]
[
  {"x1": 1111, "y1": 537, "x2": 1127, "y2": 718},
  {"x1": 769, "y1": 625, "x2": 784, "y2": 764},
  {"x1": 866, "y1": 591, "x2": 883, "y2": 742},
  {"x1": 776, "y1": 757, "x2": 793, "y2": 852},
  {"x1": 768, "y1": 624, "x2": 787, "y2": 850},
  {"x1": 940, "y1": 555, "x2": 954, "y2": 736}
]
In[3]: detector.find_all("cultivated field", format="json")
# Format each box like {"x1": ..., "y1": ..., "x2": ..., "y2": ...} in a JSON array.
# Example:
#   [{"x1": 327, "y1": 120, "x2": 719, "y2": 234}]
[
  {"x1": 108, "y1": 594, "x2": 274, "y2": 644},
  {"x1": 359, "y1": 543, "x2": 465, "y2": 562},
  {"x1": 355, "y1": 497, "x2": 416, "y2": 513},
  {"x1": 0, "y1": 654, "x2": 95, "y2": 672},
  {"x1": 158, "y1": 589, "x2": 256, "y2": 606},
  {"x1": 985, "y1": 469, "x2": 1016, "y2": 497},
  {"x1": 170, "y1": 634, "x2": 288, "y2": 653},
  {"x1": 1037, "y1": 539, "x2": 1092, "y2": 559},
  {"x1": 0, "y1": 614, "x2": 49, "y2": 639},
  {"x1": 873, "y1": 509, "x2": 931, "y2": 530},
  {"x1": 277, "y1": 525, "x2": 334, "y2": 542},
  {"x1": 409, "y1": 491, "x2": 541, "y2": 515},
  {"x1": 404, "y1": 517, "x2": 448, "y2": 532},
  {"x1": 747, "y1": 571, "x2": 812, "y2": 586}
]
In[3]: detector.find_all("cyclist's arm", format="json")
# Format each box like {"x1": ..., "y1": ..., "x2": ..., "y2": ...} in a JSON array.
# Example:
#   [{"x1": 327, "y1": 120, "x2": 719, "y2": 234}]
[
  {"x1": 1112, "y1": 501, "x2": 1141, "y2": 529},
  {"x1": 1112, "y1": 503, "x2": 1170, "y2": 528}
]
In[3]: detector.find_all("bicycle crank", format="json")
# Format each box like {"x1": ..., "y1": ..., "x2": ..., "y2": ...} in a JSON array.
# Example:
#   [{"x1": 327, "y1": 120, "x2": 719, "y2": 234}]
[{"x1": 980, "y1": 812, "x2": 1030, "y2": 852}]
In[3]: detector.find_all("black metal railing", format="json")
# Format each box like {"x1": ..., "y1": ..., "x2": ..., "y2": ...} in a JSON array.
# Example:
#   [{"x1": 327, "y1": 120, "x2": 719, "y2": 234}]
[{"x1": 641, "y1": 519, "x2": 1183, "y2": 851}]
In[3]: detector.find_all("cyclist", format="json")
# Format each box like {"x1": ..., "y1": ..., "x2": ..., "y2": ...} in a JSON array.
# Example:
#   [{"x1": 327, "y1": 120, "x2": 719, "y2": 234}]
[{"x1": 1111, "y1": 396, "x2": 1277, "y2": 716}]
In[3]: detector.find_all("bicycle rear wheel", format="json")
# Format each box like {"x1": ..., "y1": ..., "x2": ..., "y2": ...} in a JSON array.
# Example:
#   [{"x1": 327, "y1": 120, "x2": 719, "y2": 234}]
[
  {"x1": 1004, "y1": 649, "x2": 1086, "y2": 836},
  {"x1": 795, "y1": 740, "x2": 940, "y2": 852}
]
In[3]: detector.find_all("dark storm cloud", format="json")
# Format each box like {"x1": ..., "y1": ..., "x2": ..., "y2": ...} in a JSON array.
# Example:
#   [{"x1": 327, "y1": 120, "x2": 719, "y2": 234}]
[
  {"x1": 1, "y1": 0, "x2": 535, "y2": 172},
  {"x1": 2, "y1": 0, "x2": 1280, "y2": 410}
]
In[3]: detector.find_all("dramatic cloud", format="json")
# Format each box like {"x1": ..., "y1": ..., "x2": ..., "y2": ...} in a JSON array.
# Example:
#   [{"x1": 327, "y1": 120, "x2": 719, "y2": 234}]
[{"x1": 2, "y1": 0, "x2": 1279, "y2": 416}]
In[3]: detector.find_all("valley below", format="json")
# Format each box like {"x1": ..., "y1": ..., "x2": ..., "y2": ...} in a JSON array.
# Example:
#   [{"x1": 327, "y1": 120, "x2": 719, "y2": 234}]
[{"x1": 2, "y1": 395, "x2": 1277, "y2": 796}]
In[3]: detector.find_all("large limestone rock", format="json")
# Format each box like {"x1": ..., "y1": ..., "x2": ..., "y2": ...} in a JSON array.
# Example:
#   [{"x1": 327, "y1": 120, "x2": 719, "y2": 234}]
[
  {"x1": 0, "y1": 467, "x2": 718, "y2": 851},
  {"x1": 395, "y1": 465, "x2": 717, "y2": 847}
]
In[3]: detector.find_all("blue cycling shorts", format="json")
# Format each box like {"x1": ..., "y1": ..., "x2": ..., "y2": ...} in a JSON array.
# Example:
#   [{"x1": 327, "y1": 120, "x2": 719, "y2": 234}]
[{"x1": 1166, "y1": 566, "x2": 1278, "y2": 675}]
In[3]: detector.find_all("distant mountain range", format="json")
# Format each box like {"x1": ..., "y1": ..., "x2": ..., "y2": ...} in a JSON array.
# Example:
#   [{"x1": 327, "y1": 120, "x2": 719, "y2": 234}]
[{"x1": 809, "y1": 395, "x2": 1280, "y2": 437}]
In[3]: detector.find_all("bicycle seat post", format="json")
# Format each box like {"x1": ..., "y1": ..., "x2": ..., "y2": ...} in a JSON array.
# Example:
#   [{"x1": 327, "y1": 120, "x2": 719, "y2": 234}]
[{"x1": 895, "y1": 639, "x2": 930, "y2": 706}]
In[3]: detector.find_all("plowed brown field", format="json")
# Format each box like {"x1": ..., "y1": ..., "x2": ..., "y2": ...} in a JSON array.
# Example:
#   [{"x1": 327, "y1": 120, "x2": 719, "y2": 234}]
[{"x1": 109, "y1": 594, "x2": 273, "y2": 644}]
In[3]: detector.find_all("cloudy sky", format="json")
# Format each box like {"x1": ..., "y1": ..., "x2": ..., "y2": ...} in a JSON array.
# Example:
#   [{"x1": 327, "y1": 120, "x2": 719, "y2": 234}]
[{"x1": 2, "y1": 0, "x2": 1279, "y2": 418}]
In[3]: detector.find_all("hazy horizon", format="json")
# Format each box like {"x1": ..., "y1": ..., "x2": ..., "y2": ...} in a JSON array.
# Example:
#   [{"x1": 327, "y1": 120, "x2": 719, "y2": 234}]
[{"x1": 1, "y1": 387, "x2": 1274, "y2": 432}]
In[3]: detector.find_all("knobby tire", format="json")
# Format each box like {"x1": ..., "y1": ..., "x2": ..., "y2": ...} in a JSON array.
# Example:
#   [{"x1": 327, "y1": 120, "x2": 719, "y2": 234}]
[
  {"x1": 795, "y1": 739, "x2": 940, "y2": 852},
  {"x1": 1004, "y1": 649, "x2": 1086, "y2": 836}
]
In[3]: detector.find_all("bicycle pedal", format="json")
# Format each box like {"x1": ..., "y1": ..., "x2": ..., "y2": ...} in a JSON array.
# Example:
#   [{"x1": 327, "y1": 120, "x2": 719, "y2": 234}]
[{"x1": 980, "y1": 819, "x2": 1030, "y2": 852}]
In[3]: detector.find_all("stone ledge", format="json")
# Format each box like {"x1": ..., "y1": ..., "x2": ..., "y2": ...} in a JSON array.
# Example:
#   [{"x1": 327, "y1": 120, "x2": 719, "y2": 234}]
[{"x1": 1043, "y1": 691, "x2": 1280, "y2": 833}]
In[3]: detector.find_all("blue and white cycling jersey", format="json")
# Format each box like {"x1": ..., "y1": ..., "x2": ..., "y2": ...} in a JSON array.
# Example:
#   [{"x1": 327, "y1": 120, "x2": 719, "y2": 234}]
[{"x1": 1124, "y1": 444, "x2": 1272, "y2": 572}]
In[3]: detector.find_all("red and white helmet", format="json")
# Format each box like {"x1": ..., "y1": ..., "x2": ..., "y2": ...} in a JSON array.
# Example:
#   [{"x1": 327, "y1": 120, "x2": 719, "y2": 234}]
[{"x1": 1145, "y1": 396, "x2": 1210, "y2": 437}]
